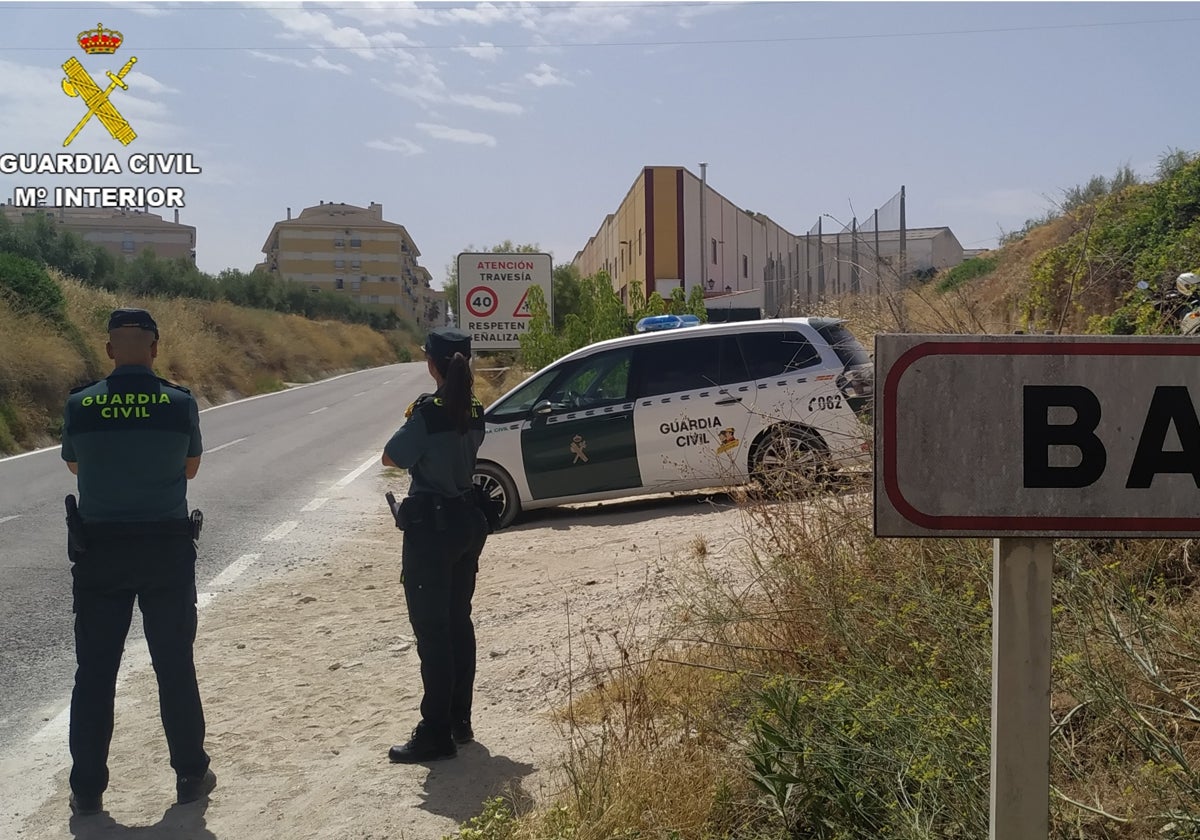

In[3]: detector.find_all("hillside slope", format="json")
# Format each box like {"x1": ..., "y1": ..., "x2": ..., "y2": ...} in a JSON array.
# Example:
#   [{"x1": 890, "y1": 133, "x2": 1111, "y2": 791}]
[
  {"x1": 920, "y1": 155, "x2": 1200, "y2": 336},
  {"x1": 0, "y1": 273, "x2": 416, "y2": 455}
]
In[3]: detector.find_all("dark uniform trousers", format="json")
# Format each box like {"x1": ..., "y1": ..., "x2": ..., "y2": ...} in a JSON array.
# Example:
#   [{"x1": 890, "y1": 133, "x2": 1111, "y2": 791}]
[
  {"x1": 401, "y1": 498, "x2": 489, "y2": 738},
  {"x1": 69, "y1": 530, "x2": 209, "y2": 797}
]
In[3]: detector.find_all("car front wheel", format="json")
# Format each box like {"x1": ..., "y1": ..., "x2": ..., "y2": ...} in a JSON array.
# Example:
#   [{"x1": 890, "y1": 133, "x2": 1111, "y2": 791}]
[{"x1": 473, "y1": 462, "x2": 521, "y2": 530}]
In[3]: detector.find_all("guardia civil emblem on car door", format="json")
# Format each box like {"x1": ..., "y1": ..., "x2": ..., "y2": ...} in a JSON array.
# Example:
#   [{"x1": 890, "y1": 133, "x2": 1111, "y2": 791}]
[{"x1": 570, "y1": 435, "x2": 588, "y2": 464}]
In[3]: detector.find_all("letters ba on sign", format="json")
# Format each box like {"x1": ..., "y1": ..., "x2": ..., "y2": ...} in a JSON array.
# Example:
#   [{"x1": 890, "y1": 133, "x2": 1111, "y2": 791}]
[{"x1": 874, "y1": 334, "x2": 1200, "y2": 538}]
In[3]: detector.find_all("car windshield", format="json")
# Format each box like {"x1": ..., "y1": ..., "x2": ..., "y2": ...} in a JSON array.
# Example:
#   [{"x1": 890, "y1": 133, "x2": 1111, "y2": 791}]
[
  {"x1": 815, "y1": 322, "x2": 871, "y2": 367},
  {"x1": 487, "y1": 367, "x2": 561, "y2": 420}
]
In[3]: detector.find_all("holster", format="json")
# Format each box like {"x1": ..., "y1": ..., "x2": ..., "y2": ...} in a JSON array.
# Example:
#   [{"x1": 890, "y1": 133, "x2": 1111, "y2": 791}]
[
  {"x1": 389, "y1": 493, "x2": 457, "y2": 532},
  {"x1": 473, "y1": 485, "x2": 501, "y2": 533},
  {"x1": 65, "y1": 494, "x2": 87, "y2": 555},
  {"x1": 190, "y1": 509, "x2": 204, "y2": 542}
]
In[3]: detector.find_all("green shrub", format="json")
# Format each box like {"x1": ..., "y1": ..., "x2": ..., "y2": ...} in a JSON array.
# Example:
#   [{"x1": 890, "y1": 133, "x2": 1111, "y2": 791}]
[
  {"x1": 934, "y1": 255, "x2": 998, "y2": 294},
  {"x1": 0, "y1": 252, "x2": 66, "y2": 323}
]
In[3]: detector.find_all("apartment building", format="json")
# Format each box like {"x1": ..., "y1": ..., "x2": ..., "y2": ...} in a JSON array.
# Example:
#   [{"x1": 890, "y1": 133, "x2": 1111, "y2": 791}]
[
  {"x1": 573, "y1": 166, "x2": 963, "y2": 316},
  {"x1": 1, "y1": 203, "x2": 196, "y2": 262},
  {"x1": 256, "y1": 201, "x2": 444, "y2": 330}
]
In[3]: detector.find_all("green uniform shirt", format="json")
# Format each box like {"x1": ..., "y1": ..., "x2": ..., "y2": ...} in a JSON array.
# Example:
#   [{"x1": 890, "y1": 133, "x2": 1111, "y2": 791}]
[
  {"x1": 61, "y1": 365, "x2": 202, "y2": 522},
  {"x1": 385, "y1": 392, "x2": 485, "y2": 498}
]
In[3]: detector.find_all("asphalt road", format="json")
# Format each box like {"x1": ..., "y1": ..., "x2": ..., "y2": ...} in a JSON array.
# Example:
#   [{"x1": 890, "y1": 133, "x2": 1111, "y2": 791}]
[{"x1": 0, "y1": 362, "x2": 429, "y2": 754}]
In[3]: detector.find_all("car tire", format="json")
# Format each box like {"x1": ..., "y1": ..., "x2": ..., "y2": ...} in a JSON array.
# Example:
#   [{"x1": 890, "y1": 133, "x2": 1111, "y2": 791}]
[
  {"x1": 750, "y1": 425, "x2": 831, "y2": 498},
  {"x1": 473, "y1": 462, "x2": 521, "y2": 530}
]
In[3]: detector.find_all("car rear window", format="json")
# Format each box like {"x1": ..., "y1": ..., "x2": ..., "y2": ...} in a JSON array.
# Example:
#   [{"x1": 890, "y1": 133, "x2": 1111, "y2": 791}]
[
  {"x1": 815, "y1": 322, "x2": 871, "y2": 367},
  {"x1": 737, "y1": 330, "x2": 822, "y2": 379}
]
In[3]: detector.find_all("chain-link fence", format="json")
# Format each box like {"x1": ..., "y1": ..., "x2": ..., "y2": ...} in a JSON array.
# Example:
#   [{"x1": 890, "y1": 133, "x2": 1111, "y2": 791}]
[{"x1": 763, "y1": 187, "x2": 907, "y2": 317}]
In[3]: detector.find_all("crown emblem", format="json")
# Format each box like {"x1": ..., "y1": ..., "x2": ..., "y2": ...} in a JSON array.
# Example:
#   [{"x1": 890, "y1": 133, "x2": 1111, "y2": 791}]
[{"x1": 77, "y1": 23, "x2": 123, "y2": 55}]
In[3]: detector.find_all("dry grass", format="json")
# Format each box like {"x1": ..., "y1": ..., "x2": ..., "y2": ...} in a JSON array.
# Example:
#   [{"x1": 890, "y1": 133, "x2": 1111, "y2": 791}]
[
  {"x1": 447, "y1": 246, "x2": 1200, "y2": 839},
  {"x1": 0, "y1": 274, "x2": 408, "y2": 453}
]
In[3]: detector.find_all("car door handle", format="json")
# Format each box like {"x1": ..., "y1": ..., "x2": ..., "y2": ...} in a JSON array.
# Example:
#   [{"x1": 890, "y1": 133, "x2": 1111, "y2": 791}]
[{"x1": 714, "y1": 396, "x2": 742, "y2": 405}]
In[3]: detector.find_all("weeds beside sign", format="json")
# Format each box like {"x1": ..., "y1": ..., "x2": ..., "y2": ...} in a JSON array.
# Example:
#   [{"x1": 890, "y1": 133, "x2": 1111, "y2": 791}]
[{"x1": 875, "y1": 334, "x2": 1200, "y2": 538}]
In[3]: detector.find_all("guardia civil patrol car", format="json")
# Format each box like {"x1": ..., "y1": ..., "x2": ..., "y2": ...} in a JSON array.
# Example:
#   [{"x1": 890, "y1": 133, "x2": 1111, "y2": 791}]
[{"x1": 472, "y1": 315, "x2": 874, "y2": 529}]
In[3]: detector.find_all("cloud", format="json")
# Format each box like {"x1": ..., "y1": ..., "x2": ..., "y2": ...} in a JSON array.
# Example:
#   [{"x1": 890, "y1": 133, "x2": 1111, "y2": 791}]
[
  {"x1": 375, "y1": 78, "x2": 523, "y2": 115},
  {"x1": 447, "y1": 93, "x2": 523, "y2": 114},
  {"x1": 249, "y1": 50, "x2": 352, "y2": 74},
  {"x1": 366, "y1": 136, "x2": 425, "y2": 155},
  {"x1": 311, "y1": 55, "x2": 352, "y2": 74},
  {"x1": 108, "y1": 1, "x2": 175, "y2": 17},
  {"x1": 456, "y1": 42, "x2": 503, "y2": 61},
  {"x1": 524, "y1": 63, "x2": 570, "y2": 88},
  {"x1": 416, "y1": 123, "x2": 496, "y2": 147},
  {"x1": 125, "y1": 72, "x2": 179, "y2": 95}
]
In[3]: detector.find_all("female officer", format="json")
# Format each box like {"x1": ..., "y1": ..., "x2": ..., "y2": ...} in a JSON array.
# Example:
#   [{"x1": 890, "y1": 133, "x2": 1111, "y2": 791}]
[{"x1": 381, "y1": 327, "x2": 490, "y2": 763}]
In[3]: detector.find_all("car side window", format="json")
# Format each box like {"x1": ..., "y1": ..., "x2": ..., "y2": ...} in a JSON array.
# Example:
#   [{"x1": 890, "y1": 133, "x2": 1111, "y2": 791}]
[
  {"x1": 543, "y1": 348, "x2": 632, "y2": 410},
  {"x1": 634, "y1": 335, "x2": 749, "y2": 397},
  {"x1": 636, "y1": 337, "x2": 721, "y2": 396},
  {"x1": 738, "y1": 330, "x2": 823, "y2": 380}
]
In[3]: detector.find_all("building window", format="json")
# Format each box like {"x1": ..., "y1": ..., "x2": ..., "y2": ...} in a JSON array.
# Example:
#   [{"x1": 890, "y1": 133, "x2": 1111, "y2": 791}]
[
  {"x1": 334, "y1": 238, "x2": 344, "y2": 248},
  {"x1": 334, "y1": 259, "x2": 345, "y2": 269},
  {"x1": 743, "y1": 255, "x2": 748, "y2": 278},
  {"x1": 310, "y1": 286, "x2": 321, "y2": 293},
  {"x1": 711, "y1": 238, "x2": 717, "y2": 264},
  {"x1": 335, "y1": 278, "x2": 344, "y2": 290},
  {"x1": 638, "y1": 230, "x2": 642, "y2": 255},
  {"x1": 369, "y1": 295, "x2": 379, "y2": 304},
  {"x1": 351, "y1": 279, "x2": 361, "y2": 292},
  {"x1": 351, "y1": 259, "x2": 361, "y2": 269},
  {"x1": 350, "y1": 238, "x2": 362, "y2": 248},
  {"x1": 121, "y1": 238, "x2": 134, "y2": 253}
]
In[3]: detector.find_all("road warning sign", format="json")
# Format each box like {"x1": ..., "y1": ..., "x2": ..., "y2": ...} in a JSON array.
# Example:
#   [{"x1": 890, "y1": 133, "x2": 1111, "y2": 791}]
[
  {"x1": 512, "y1": 289, "x2": 532, "y2": 318},
  {"x1": 456, "y1": 252, "x2": 553, "y2": 349}
]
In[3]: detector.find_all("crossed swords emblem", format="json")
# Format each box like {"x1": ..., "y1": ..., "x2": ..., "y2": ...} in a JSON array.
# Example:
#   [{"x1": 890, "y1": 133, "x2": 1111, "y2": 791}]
[{"x1": 60, "y1": 56, "x2": 137, "y2": 147}]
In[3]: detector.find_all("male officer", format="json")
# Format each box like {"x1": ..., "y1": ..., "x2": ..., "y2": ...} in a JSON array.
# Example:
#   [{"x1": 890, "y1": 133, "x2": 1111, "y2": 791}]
[{"x1": 61, "y1": 308, "x2": 215, "y2": 816}]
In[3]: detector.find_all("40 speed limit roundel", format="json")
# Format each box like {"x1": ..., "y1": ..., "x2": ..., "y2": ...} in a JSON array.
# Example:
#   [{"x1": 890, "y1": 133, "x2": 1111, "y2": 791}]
[{"x1": 464, "y1": 285, "x2": 499, "y2": 318}]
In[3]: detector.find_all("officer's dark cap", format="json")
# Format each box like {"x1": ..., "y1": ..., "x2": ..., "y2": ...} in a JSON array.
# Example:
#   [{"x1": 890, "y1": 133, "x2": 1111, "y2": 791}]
[
  {"x1": 107, "y1": 308, "x2": 159, "y2": 339},
  {"x1": 424, "y1": 326, "x2": 471, "y2": 360}
]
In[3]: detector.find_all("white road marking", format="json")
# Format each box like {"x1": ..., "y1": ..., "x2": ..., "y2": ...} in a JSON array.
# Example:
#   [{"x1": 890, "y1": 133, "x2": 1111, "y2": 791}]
[
  {"x1": 0, "y1": 515, "x2": 19, "y2": 525},
  {"x1": 301, "y1": 498, "x2": 329, "y2": 512},
  {"x1": 309, "y1": 406, "x2": 328, "y2": 415},
  {"x1": 208, "y1": 553, "x2": 261, "y2": 588},
  {"x1": 383, "y1": 380, "x2": 393, "y2": 385},
  {"x1": 333, "y1": 454, "x2": 378, "y2": 489},
  {"x1": 353, "y1": 391, "x2": 367, "y2": 397},
  {"x1": 206, "y1": 436, "x2": 247, "y2": 454},
  {"x1": 263, "y1": 521, "x2": 299, "y2": 541}
]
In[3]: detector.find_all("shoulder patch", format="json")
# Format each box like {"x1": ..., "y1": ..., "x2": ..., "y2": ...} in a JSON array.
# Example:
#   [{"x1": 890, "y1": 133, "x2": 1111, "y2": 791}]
[
  {"x1": 406, "y1": 393, "x2": 435, "y2": 419},
  {"x1": 156, "y1": 377, "x2": 192, "y2": 395},
  {"x1": 68, "y1": 380, "x2": 100, "y2": 395}
]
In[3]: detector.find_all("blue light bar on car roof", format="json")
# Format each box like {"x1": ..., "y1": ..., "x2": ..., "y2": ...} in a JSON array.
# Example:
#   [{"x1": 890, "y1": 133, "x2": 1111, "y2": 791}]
[{"x1": 634, "y1": 314, "x2": 702, "y2": 333}]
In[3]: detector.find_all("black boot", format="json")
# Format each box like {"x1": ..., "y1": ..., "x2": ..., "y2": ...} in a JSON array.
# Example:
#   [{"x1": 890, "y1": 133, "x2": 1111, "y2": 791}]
[
  {"x1": 451, "y1": 719, "x2": 474, "y2": 745},
  {"x1": 69, "y1": 791, "x2": 103, "y2": 816},
  {"x1": 389, "y1": 721, "x2": 457, "y2": 763}
]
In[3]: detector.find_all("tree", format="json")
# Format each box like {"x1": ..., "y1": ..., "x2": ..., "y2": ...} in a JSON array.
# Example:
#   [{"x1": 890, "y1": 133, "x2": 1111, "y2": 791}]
[
  {"x1": 686, "y1": 284, "x2": 709, "y2": 321},
  {"x1": 551, "y1": 263, "x2": 584, "y2": 329},
  {"x1": 516, "y1": 285, "x2": 564, "y2": 371}
]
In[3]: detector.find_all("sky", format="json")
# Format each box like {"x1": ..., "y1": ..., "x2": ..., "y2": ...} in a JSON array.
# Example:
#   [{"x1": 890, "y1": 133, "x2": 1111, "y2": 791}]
[{"x1": 1, "y1": 0, "x2": 1198, "y2": 287}]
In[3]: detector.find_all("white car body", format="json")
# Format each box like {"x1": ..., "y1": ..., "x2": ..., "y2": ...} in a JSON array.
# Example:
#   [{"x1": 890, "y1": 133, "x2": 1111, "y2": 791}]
[{"x1": 474, "y1": 317, "x2": 873, "y2": 527}]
